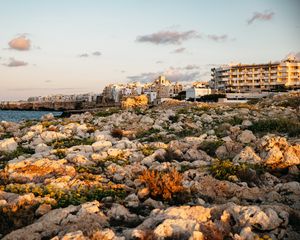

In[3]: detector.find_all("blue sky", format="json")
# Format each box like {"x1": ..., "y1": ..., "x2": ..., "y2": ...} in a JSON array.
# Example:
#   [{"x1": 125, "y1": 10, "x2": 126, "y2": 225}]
[{"x1": 0, "y1": 0, "x2": 299, "y2": 100}]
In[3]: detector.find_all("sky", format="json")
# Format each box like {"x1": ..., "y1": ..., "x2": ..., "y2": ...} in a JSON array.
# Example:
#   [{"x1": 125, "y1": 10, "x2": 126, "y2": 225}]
[{"x1": 0, "y1": 0, "x2": 300, "y2": 101}]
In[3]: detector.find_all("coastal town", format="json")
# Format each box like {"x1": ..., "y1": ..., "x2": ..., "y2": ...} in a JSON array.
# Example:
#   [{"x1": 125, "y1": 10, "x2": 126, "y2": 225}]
[{"x1": 1, "y1": 55, "x2": 299, "y2": 112}]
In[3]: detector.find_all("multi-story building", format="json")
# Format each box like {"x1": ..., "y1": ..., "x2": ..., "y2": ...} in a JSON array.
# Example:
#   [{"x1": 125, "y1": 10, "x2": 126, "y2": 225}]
[{"x1": 211, "y1": 56, "x2": 300, "y2": 93}]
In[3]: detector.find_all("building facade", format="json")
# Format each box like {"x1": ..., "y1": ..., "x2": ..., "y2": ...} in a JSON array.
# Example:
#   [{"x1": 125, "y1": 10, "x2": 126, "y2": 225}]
[{"x1": 211, "y1": 56, "x2": 300, "y2": 93}]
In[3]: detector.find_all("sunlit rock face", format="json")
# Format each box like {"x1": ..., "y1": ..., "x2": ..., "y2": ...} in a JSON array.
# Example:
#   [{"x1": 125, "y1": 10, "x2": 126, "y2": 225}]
[{"x1": 121, "y1": 94, "x2": 148, "y2": 109}]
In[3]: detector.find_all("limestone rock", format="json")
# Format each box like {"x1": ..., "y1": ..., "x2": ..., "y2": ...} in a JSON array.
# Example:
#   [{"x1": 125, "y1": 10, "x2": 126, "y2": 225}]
[
  {"x1": 0, "y1": 138, "x2": 18, "y2": 153},
  {"x1": 237, "y1": 130, "x2": 256, "y2": 144}
]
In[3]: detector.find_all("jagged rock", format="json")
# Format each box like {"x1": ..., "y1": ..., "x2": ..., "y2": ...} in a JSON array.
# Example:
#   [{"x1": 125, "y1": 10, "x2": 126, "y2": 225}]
[
  {"x1": 237, "y1": 130, "x2": 256, "y2": 144},
  {"x1": 183, "y1": 149, "x2": 211, "y2": 162},
  {"x1": 124, "y1": 194, "x2": 140, "y2": 208},
  {"x1": 233, "y1": 146, "x2": 262, "y2": 164},
  {"x1": 0, "y1": 138, "x2": 18, "y2": 152},
  {"x1": 40, "y1": 131, "x2": 67, "y2": 143},
  {"x1": 35, "y1": 143, "x2": 50, "y2": 153},
  {"x1": 107, "y1": 203, "x2": 139, "y2": 226},
  {"x1": 41, "y1": 113, "x2": 55, "y2": 121},
  {"x1": 137, "y1": 187, "x2": 150, "y2": 199},
  {"x1": 201, "y1": 113, "x2": 213, "y2": 123},
  {"x1": 92, "y1": 140, "x2": 112, "y2": 152},
  {"x1": 35, "y1": 203, "x2": 52, "y2": 216}
]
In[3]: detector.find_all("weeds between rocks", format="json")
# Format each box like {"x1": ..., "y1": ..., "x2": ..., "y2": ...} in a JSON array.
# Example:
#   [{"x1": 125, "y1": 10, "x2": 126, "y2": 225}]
[{"x1": 249, "y1": 118, "x2": 300, "y2": 137}]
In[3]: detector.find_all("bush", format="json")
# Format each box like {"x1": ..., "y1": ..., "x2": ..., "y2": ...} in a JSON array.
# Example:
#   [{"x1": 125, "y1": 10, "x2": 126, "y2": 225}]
[
  {"x1": 210, "y1": 160, "x2": 265, "y2": 185},
  {"x1": 139, "y1": 168, "x2": 185, "y2": 201},
  {"x1": 0, "y1": 146, "x2": 35, "y2": 168},
  {"x1": 54, "y1": 149, "x2": 66, "y2": 159},
  {"x1": 140, "y1": 146, "x2": 156, "y2": 156},
  {"x1": 198, "y1": 140, "x2": 223, "y2": 157},
  {"x1": 249, "y1": 118, "x2": 300, "y2": 137},
  {"x1": 95, "y1": 108, "x2": 120, "y2": 117},
  {"x1": 50, "y1": 138, "x2": 95, "y2": 149},
  {"x1": 136, "y1": 128, "x2": 160, "y2": 139},
  {"x1": 4, "y1": 183, "x2": 126, "y2": 208},
  {"x1": 0, "y1": 132, "x2": 14, "y2": 140},
  {"x1": 210, "y1": 160, "x2": 237, "y2": 180}
]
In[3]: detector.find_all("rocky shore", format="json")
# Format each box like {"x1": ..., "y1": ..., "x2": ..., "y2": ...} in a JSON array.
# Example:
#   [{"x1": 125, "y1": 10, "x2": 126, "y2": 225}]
[{"x1": 0, "y1": 92, "x2": 299, "y2": 240}]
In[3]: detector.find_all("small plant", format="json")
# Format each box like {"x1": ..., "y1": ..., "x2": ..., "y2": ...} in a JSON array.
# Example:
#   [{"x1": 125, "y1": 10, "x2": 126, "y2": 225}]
[
  {"x1": 140, "y1": 146, "x2": 156, "y2": 156},
  {"x1": 20, "y1": 120, "x2": 38, "y2": 129},
  {"x1": 249, "y1": 118, "x2": 300, "y2": 137},
  {"x1": 136, "y1": 128, "x2": 160, "y2": 139},
  {"x1": 169, "y1": 114, "x2": 180, "y2": 123},
  {"x1": 177, "y1": 108, "x2": 189, "y2": 115},
  {"x1": 41, "y1": 121, "x2": 59, "y2": 128},
  {"x1": 139, "y1": 168, "x2": 185, "y2": 201},
  {"x1": 198, "y1": 140, "x2": 224, "y2": 157},
  {"x1": 54, "y1": 149, "x2": 66, "y2": 159},
  {"x1": 227, "y1": 116, "x2": 243, "y2": 126},
  {"x1": 0, "y1": 132, "x2": 14, "y2": 140}
]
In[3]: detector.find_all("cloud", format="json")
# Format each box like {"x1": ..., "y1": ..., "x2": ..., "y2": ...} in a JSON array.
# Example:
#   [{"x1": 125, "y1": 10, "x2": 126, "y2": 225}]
[
  {"x1": 136, "y1": 30, "x2": 200, "y2": 45},
  {"x1": 8, "y1": 35, "x2": 31, "y2": 51},
  {"x1": 207, "y1": 34, "x2": 229, "y2": 42},
  {"x1": 127, "y1": 65, "x2": 207, "y2": 83},
  {"x1": 8, "y1": 87, "x2": 84, "y2": 91},
  {"x1": 285, "y1": 52, "x2": 300, "y2": 61},
  {"x1": 247, "y1": 10, "x2": 275, "y2": 25},
  {"x1": 184, "y1": 64, "x2": 200, "y2": 70},
  {"x1": 156, "y1": 61, "x2": 164, "y2": 64},
  {"x1": 4, "y1": 58, "x2": 28, "y2": 67},
  {"x1": 92, "y1": 51, "x2": 102, "y2": 56},
  {"x1": 78, "y1": 53, "x2": 89, "y2": 57},
  {"x1": 78, "y1": 51, "x2": 102, "y2": 57},
  {"x1": 45, "y1": 80, "x2": 52, "y2": 83},
  {"x1": 172, "y1": 47, "x2": 186, "y2": 53}
]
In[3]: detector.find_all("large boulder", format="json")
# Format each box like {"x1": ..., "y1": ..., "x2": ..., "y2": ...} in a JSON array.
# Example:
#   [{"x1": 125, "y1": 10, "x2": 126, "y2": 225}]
[
  {"x1": 0, "y1": 138, "x2": 18, "y2": 153},
  {"x1": 233, "y1": 146, "x2": 262, "y2": 164},
  {"x1": 237, "y1": 130, "x2": 256, "y2": 144}
]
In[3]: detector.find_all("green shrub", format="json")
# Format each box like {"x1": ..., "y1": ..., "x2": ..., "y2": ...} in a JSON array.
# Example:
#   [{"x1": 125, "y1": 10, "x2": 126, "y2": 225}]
[
  {"x1": 249, "y1": 118, "x2": 300, "y2": 137},
  {"x1": 50, "y1": 138, "x2": 95, "y2": 149},
  {"x1": 136, "y1": 128, "x2": 160, "y2": 139},
  {"x1": 198, "y1": 140, "x2": 224, "y2": 157},
  {"x1": 4, "y1": 183, "x2": 126, "y2": 208},
  {"x1": 0, "y1": 132, "x2": 14, "y2": 140},
  {"x1": 0, "y1": 146, "x2": 35, "y2": 165},
  {"x1": 278, "y1": 97, "x2": 300, "y2": 108},
  {"x1": 210, "y1": 160, "x2": 265, "y2": 184},
  {"x1": 54, "y1": 149, "x2": 66, "y2": 159},
  {"x1": 227, "y1": 116, "x2": 243, "y2": 126},
  {"x1": 140, "y1": 146, "x2": 156, "y2": 156},
  {"x1": 169, "y1": 114, "x2": 180, "y2": 123},
  {"x1": 95, "y1": 108, "x2": 120, "y2": 117}
]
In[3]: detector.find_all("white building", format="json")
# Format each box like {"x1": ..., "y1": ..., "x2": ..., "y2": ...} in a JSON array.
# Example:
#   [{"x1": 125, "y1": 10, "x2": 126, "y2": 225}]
[{"x1": 186, "y1": 87, "x2": 212, "y2": 100}]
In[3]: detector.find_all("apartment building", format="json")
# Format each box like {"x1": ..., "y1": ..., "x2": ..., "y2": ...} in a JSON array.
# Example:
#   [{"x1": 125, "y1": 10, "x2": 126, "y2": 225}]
[{"x1": 211, "y1": 56, "x2": 300, "y2": 93}]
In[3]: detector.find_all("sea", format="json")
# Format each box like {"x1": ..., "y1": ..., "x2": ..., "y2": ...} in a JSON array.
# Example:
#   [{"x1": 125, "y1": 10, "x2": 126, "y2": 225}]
[{"x1": 0, "y1": 110, "x2": 63, "y2": 122}]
